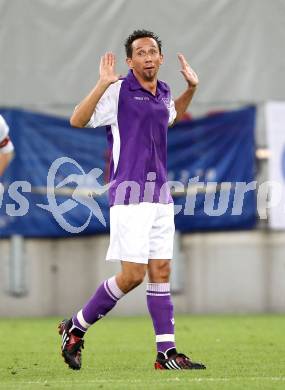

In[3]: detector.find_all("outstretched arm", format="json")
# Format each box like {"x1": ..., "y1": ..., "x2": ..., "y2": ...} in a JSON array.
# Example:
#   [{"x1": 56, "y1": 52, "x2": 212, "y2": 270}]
[
  {"x1": 70, "y1": 53, "x2": 119, "y2": 128},
  {"x1": 174, "y1": 54, "x2": 199, "y2": 123}
]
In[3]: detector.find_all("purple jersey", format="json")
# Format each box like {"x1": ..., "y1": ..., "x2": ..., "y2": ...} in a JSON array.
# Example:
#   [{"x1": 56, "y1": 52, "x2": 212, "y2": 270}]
[{"x1": 88, "y1": 70, "x2": 176, "y2": 206}]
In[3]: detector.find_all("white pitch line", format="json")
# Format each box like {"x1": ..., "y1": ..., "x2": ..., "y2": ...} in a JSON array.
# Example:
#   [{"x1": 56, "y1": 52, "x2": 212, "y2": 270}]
[{"x1": 1, "y1": 376, "x2": 285, "y2": 386}]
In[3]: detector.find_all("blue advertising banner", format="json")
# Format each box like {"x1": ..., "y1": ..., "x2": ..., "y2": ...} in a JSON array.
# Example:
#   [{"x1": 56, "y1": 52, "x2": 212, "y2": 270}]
[
  {"x1": 168, "y1": 106, "x2": 256, "y2": 231},
  {"x1": 0, "y1": 106, "x2": 256, "y2": 237}
]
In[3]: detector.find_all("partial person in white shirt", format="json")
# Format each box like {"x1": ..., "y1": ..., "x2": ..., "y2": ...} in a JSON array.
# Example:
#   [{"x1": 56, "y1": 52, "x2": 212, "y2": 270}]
[{"x1": 0, "y1": 115, "x2": 14, "y2": 177}]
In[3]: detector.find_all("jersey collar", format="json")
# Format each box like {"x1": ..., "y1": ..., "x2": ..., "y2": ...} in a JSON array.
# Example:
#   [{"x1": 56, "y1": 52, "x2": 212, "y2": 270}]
[{"x1": 126, "y1": 70, "x2": 169, "y2": 96}]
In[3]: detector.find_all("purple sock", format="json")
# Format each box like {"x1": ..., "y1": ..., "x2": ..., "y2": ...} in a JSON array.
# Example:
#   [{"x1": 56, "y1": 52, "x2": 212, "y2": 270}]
[
  {"x1": 70, "y1": 276, "x2": 124, "y2": 335},
  {"x1": 146, "y1": 282, "x2": 176, "y2": 356}
]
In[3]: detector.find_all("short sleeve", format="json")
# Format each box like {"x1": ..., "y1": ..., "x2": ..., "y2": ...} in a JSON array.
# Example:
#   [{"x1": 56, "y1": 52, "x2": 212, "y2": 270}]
[
  {"x1": 168, "y1": 98, "x2": 177, "y2": 126},
  {"x1": 0, "y1": 115, "x2": 14, "y2": 154},
  {"x1": 0, "y1": 138, "x2": 14, "y2": 154},
  {"x1": 86, "y1": 80, "x2": 122, "y2": 128},
  {"x1": 0, "y1": 115, "x2": 9, "y2": 140}
]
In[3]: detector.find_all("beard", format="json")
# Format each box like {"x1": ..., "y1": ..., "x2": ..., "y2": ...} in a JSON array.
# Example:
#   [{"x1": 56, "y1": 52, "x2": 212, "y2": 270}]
[{"x1": 142, "y1": 67, "x2": 157, "y2": 81}]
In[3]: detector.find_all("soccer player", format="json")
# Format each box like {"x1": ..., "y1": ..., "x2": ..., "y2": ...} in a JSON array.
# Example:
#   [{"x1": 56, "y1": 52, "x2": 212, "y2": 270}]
[
  {"x1": 0, "y1": 115, "x2": 14, "y2": 176},
  {"x1": 60, "y1": 30, "x2": 206, "y2": 370}
]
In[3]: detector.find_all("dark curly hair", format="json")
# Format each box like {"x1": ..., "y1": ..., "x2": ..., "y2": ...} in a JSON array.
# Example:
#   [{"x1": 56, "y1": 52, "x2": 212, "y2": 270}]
[{"x1": 124, "y1": 29, "x2": 162, "y2": 58}]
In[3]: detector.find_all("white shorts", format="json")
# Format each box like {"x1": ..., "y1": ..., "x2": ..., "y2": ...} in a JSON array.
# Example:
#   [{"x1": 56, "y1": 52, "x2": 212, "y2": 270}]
[{"x1": 106, "y1": 202, "x2": 175, "y2": 264}]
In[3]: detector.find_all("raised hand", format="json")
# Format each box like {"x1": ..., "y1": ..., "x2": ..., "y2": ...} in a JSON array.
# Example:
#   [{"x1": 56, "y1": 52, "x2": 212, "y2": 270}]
[
  {"x1": 178, "y1": 53, "x2": 199, "y2": 88},
  {"x1": 99, "y1": 52, "x2": 120, "y2": 85}
]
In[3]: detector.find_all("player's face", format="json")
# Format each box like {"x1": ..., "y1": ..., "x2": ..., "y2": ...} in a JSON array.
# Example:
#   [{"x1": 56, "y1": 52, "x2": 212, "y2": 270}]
[{"x1": 126, "y1": 37, "x2": 163, "y2": 82}]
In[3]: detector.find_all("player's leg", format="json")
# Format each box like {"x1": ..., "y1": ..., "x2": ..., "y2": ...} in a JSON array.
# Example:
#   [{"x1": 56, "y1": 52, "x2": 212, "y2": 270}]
[
  {"x1": 146, "y1": 203, "x2": 176, "y2": 359},
  {"x1": 147, "y1": 259, "x2": 175, "y2": 353},
  {"x1": 116, "y1": 261, "x2": 147, "y2": 292},
  {"x1": 72, "y1": 261, "x2": 146, "y2": 333},
  {"x1": 71, "y1": 203, "x2": 153, "y2": 334},
  {"x1": 146, "y1": 204, "x2": 206, "y2": 369},
  {"x1": 59, "y1": 261, "x2": 147, "y2": 370},
  {"x1": 59, "y1": 203, "x2": 153, "y2": 369},
  {"x1": 70, "y1": 261, "x2": 146, "y2": 334},
  {"x1": 147, "y1": 259, "x2": 205, "y2": 369}
]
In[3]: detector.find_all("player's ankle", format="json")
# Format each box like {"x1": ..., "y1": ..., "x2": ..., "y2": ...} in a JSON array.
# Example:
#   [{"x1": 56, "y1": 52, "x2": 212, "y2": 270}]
[{"x1": 70, "y1": 327, "x2": 85, "y2": 338}]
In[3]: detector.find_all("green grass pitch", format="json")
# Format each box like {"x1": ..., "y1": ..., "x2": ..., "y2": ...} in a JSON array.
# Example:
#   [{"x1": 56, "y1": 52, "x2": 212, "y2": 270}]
[{"x1": 0, "y1": 315, "x2": 284, "y2": 389}]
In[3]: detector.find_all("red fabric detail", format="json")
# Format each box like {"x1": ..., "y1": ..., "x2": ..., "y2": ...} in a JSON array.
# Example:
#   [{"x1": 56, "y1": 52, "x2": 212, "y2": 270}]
[
  {"x1": 154, "y1": 362, "x2": 165, "y2": 370},
  {"x1": 0, "y1": 137, "x2": 10, "y2": 148}
]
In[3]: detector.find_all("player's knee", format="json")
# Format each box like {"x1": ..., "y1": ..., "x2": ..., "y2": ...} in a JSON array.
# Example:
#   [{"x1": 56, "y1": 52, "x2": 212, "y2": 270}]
[
  {"x1": 150, "y1": 261, "x2": 171, "y2": 282},
  {"x1": 130, "y1": 272, "x2": 145, "y2": 288},
  {"x1": 125, "y1": 269, "x2": 146, "y2": 289},
  {"x1": 159, "y1": 265, "x2": 171, "y2": 282},
  {"x1": 162, "y1": 261, "x2": 171, "y2": 275},
  {"x1": 120, "y1": 263, "x2": 146, "y2": 291}
]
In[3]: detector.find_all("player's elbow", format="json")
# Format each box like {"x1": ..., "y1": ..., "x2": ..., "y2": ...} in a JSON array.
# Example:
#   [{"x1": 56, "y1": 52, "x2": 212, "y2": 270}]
[
  {"x1": 70, "y1": 114, "x2": 83, "y2": 128},
  {"x1": 70, "y1": 105, "x2": 91, "y2": 128}
]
